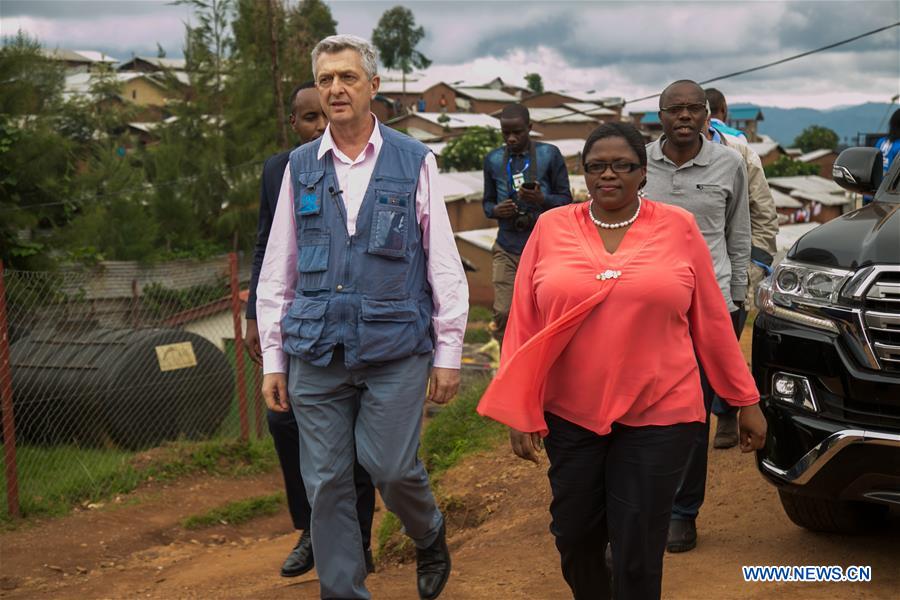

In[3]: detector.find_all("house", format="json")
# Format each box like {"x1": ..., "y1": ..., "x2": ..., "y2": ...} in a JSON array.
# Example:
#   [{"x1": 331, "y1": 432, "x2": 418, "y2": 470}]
[
  {"x1": 117, "y1": 56, "x2": 187, "y2": 73},
  {"x1": 455, "y1": 228, "x2": 498, "y2": 307},
  {"x1": 438, "y1": 171, "x2": 494, "y2": 233},
  {"x1": 630, "y1": 111, "x2": 664, "y2": 140},
  {"x1": 767, "y1": 175, "x2": 852, "y2": 223},
  {"x1": 42, "y1": 48, "x2": 117, "y2": 74},
  {"x1": 725, "y1": 105, "x2": 764, "y2": 142},
  {"x1": 162, "y1": 290, "x2": 247, "y2": 352},
  {"x1": 520, "y1": 91, "x2": 581, "y2": 109},
  {"x1": 64, "y1": 71, "x2": 186, "y2": 109},
  {"x1": 748, "y1": 135, "x2": 786, "y2": 166},
  {"x1": 377, "y1": 79, "x2": 432, "y2": 115},
  {"x1": 797, "y1": 148, "x2": 839, "y2": 179},
  {"x1": 769, "y1": 188, "x2": 804, "y2": 225},
  {"x1": 527, "y1": 108, "x2": 599, "y2": 141},
  {"x1": 386, "y1": 112, "x2": 501, "y2": 141}
]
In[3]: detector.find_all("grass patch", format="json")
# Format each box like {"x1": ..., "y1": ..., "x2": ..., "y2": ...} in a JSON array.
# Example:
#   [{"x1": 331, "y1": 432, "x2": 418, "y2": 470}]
[
  {"x1": 377, "y1": 375, "x2": 505, "y2": 561},
  {"x1": 463, "y1": 327, "x2": 491, "y2": 344},
  {"x1": 420, "y1": 375, "x2": 504, "y2": 475},
  {"x1": 1, "y1": 437, "x2": 277, "y2": 526},
  {"x1": 181, "y1": 492, "x2": 284, "y2": 529},
  {"x1": 468, "y1": 305, "x2": 492, "y2": 324}
]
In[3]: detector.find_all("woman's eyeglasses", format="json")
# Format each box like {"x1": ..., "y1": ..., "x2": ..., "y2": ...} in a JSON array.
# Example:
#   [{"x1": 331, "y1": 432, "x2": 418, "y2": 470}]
[{"x1": 584, "y1": 161, "x2": 642, "y2": 175}]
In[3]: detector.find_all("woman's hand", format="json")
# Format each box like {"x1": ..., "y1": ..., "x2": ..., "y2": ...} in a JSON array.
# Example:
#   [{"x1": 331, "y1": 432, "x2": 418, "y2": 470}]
[
  {"x1": 738, "y1": 403, "x2": 767, "y2": 453},
  {"x1": 509, "y1": 428, "x2": 543, "y2": 463}
]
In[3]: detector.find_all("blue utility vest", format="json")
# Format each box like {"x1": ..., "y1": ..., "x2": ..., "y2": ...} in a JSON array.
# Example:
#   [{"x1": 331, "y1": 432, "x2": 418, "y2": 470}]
[{"x1": 282, "y1": 124, "x2": 434, "y2": 369}]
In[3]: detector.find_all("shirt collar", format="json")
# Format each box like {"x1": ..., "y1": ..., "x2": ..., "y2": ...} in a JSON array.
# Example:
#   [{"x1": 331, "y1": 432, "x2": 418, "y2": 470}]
[
  {"x1": 653, "y1": 133, "x2": 713, "y2": 167},
  {"x1": 317, "y1": 114, "x2": 382, "y2": 164}
]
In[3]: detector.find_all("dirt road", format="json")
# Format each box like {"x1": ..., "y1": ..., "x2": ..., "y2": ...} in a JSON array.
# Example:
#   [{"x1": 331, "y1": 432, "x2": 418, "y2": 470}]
[
  {"x1": 3, "y1": 332, "x2": 898, "y2": 598},
  {"x1": 1, "y1": 433, "x2": 898, "y2": 599}
]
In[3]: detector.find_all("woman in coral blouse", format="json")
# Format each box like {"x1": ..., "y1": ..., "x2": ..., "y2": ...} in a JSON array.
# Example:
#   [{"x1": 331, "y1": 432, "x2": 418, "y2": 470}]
[{"x1": 477, "y1": 122, "x2": 767, "y2": 600}]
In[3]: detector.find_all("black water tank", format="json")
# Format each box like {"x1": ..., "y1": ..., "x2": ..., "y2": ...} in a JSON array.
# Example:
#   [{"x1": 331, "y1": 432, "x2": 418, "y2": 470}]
[{"x1": 8, "y1": 328, "x2": 234, "y2": 449}]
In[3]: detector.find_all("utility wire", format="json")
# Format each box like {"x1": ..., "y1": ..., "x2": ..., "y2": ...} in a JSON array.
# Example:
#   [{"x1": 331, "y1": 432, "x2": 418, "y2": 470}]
[{"x1": 625, "y1": 21, "x2": 900, "y2": 105}]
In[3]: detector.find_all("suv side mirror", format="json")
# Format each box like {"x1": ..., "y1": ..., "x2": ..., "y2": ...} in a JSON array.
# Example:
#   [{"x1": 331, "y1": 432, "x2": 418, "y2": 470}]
[{"x1": 832, "y1": 147, "x2": 883, "y2": 195}]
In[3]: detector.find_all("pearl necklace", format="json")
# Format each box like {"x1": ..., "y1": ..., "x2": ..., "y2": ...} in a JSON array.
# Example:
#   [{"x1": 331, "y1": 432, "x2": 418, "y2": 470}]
[{"x1": 588, "y1": 198, "x2": 641, "y2": 229}]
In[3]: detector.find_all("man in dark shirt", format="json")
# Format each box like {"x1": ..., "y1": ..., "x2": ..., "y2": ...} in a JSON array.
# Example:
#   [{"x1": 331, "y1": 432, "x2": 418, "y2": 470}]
[
  {"x1": 482, "y1": 104, "x2": 572, "y2": 342},
  {"x1": 244, "y1": 81, "x2": 376, "y2": 578}
]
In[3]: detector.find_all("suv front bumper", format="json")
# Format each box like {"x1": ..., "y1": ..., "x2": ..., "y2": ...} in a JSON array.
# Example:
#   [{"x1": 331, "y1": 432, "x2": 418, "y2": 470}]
[{"x1": 752, "y1": 312, "x2": 900, "y2": 505}]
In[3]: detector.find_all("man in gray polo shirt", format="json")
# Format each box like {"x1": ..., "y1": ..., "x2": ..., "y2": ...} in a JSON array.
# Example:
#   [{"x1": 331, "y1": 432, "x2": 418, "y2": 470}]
[{"x1": 643, "y1": 79, "x2": 750, "y2": 554}]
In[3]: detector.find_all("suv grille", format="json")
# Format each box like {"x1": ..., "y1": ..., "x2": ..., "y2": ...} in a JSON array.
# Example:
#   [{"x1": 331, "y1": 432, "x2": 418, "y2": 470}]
[{"x1": 863, "y1": 269, "x2": 900, "y2": 373}]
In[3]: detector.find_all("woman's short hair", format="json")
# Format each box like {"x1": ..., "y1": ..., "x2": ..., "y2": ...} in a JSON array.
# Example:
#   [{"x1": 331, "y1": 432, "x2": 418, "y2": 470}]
[
  {"x1": 582, "y1": 122, "x2": 647, "y2": 167},
  {"x1": 311, "y1": 35, "x2": 378, "y2": 80}
]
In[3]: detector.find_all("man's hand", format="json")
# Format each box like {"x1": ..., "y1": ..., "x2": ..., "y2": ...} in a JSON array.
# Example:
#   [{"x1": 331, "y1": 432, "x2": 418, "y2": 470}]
[
  {"x1": 244, "y1": 318, "x2": 262, "y2": 365},
  {"x1": 262, "y1": 373, "x2": 290, "y2": 412},
  {"x1": 492, "y1": 199, "x2": 517, "y2": 219},
  {"x1": 427, "y1": 367, "x2": 460, "y2": 405},
  {"x1": 738, "y1": 403, "x2": 767, "y2": 452},
  {"x1": 517, "y1": 185, "x2": 545, "y2": 206},
  {"x1": 509, "y1": 428, "x2": 542, "y2": 463}
]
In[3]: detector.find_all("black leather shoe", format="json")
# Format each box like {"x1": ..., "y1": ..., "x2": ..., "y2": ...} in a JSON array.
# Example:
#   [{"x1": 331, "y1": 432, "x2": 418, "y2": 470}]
[
  {"x1": 666, "y1": 519, "x2": 697, "y2": 553},
  {"x1": 416, "y1": 523, "x2": 450, "y2": 599},
  {"x1": 365, "y1": 546, "x2": 376, "y2": 574},
  {"x1": 280, "y1": 530, "x2": 314, "y2": 577}
]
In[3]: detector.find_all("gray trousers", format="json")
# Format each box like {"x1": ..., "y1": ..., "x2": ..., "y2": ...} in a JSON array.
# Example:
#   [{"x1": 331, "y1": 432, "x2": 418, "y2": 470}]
[{"x1": 288, "y1": 349, "x2": 443, "y2": 599}]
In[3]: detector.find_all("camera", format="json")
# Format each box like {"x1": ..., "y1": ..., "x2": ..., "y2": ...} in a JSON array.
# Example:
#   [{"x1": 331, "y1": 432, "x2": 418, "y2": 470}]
[{"x1": 513, "y1": 207, "x2": 536, "y2": 232}]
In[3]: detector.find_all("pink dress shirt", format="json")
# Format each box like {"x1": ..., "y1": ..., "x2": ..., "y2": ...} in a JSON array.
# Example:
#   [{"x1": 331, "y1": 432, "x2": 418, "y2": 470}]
[{"x1": 257, "y1": 118, "x2": 469, "y2": 374}]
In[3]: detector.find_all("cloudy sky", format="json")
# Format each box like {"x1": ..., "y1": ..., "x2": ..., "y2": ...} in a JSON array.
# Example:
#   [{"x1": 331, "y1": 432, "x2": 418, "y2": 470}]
[{"x1": 2, "y1": 0, "x2": 898, "y2": 112}]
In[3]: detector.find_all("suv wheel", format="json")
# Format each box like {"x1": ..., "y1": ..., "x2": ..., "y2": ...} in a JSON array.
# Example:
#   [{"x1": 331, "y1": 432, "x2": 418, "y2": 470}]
[{"x1": 778, "y1": 490, "x2": 888, "y2": 533}]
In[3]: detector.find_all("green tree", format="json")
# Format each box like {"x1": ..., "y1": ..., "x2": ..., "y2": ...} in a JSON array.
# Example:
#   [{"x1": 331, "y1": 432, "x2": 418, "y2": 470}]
[
  {"x1": 793, "y1": 125, "x2": 839, "y2": 153},
  {"x1": 372, "y1": 6, "x2": 431, "y2": 96},
  {"x1": 763, "y1": 155, "x2": 820, "y2": 178},
  {"x1": 441, "y1": 127, "x2": 504, "y2": 172},
  {"x1": 524, "y1": 73, "x2": 543, "y2": 94}
]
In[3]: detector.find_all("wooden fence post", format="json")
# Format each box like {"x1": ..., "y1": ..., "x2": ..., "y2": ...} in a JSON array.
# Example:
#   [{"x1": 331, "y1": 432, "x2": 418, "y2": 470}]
[
  {"x1": 0, "y1": 260, "x2": 21, "y2": 518},
  {"x1": 229, "y1": 254, "x2": 249, "y2": 442}
]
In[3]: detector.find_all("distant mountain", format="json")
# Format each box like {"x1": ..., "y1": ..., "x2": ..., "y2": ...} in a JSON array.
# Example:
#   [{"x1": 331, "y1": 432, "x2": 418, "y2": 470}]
[{"x1": 731, "y1": 102, "x2": 896, "y2": 147}]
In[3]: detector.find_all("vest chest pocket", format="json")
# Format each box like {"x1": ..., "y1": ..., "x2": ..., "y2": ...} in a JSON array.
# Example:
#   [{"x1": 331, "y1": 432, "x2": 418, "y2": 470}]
[
  {"x1": 298, "y1": 230, "x2": 330, "y2": 273},
  {"x1": 368, "y1": 191, "x2": 409, "y2": 258},
  {"x1": 296, "y1": 170, "x2": 325, "y2": 217}
]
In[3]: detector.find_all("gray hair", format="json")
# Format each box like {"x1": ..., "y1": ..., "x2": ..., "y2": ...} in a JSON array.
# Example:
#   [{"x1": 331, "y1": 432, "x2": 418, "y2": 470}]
[{"x1": 311, "y1": 35, "x2": 378, "y2": 80}]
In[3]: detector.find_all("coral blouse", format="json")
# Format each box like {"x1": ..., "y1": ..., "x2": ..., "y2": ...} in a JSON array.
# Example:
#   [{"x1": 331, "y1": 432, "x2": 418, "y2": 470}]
[{"x1": 477, "y1": 200, "x2": 759, "y2": 437}]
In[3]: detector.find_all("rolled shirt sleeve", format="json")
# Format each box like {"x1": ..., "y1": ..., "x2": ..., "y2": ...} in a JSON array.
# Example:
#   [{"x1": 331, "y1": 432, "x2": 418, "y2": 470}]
[
  {"x1": 417, "y1": 153, "x2": 469, "y2": 369},
  {"x1": 257, "y1": 164, "x2": 297, "y2": 375}
]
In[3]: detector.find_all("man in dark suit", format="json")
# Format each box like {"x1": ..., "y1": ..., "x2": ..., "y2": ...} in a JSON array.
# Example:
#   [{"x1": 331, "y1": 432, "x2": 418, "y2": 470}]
[{"x1": 244, "y1": 81, "x2": 376, "y2": 577}]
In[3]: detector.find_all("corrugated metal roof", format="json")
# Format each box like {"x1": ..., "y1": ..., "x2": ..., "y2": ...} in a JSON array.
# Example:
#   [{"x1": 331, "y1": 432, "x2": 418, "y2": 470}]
[
  {"x1": 798, "y1": 149, "x2": 835, "y2": 162},
  {"x1": 378, "y1": 80, "x2": 431, "y2": 94},
  {"x1": 439, "y1": 171, "x2": 484, "y2": 202},
  {"x1": 767, "y1": 175, "x2": 843, "y2": 195},
  {"x1": 770, "y1": 188, "x2": 802, "y2": 208},
  {"x1": 548, "y1": 138, "x2": 585, "y2": 158},
  {"x1": 789, "y1": 190, "x2": 851, "y2": 206},
  {"x1": 749, "y1": 141, "x2": 781, "y2": 157},
  {"x1": 529, "y1": 108, "x2": 597, "y2": 123},
  {"x1": 562, "y1": 102, "x2": 617, "y2": 116},
  {"x1": 728, "y1": 106, "x2": 764, "y2": 121},
  {"x1": 453, "y1": 87, "x2": 519, "y2": 102},
  {"x1": 398, "y1": 112, "x2": 501, "y2": 129},
  {"x1": 455, "y1": 228, "x2": 498, "y2": 252}
]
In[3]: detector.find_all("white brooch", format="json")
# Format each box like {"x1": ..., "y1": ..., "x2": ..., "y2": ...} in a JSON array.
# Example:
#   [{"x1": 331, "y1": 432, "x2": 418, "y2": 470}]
[{"x1": 596, "y1": 270, "x2": 622, "y2": 281}]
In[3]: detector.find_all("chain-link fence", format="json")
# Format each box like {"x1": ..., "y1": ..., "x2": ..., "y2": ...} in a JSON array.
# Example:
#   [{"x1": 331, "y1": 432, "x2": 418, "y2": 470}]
[{"x1": 0, "y1": 254, "x2": 265, "y2": 520}]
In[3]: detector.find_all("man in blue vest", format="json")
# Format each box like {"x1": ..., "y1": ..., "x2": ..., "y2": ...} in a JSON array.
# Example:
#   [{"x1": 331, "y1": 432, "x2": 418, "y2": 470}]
[
  {"x1": 244, "y1": 81, "x2": 376, "y2": 579},
  {"x1": 483, "y1": 104, "x2": 572, "y2": 343},
  {"x1": 257, "y1": 34, "x2": 468, "y2": 600}
]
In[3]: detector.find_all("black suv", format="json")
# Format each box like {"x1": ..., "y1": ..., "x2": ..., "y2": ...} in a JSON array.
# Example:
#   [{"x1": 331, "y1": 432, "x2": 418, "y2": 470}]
[{"x1": 752, "y1": 146, "x2": 900, "y2": 533}]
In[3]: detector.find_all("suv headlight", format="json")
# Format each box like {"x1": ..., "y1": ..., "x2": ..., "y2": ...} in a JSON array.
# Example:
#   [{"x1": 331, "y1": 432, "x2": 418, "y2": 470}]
[
  {"x1": 756, "y1": 259, "x2": 853, "y2": 333},
  {"x1": 771, "y1": 259, "x2": 854, "y2": 307}
]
